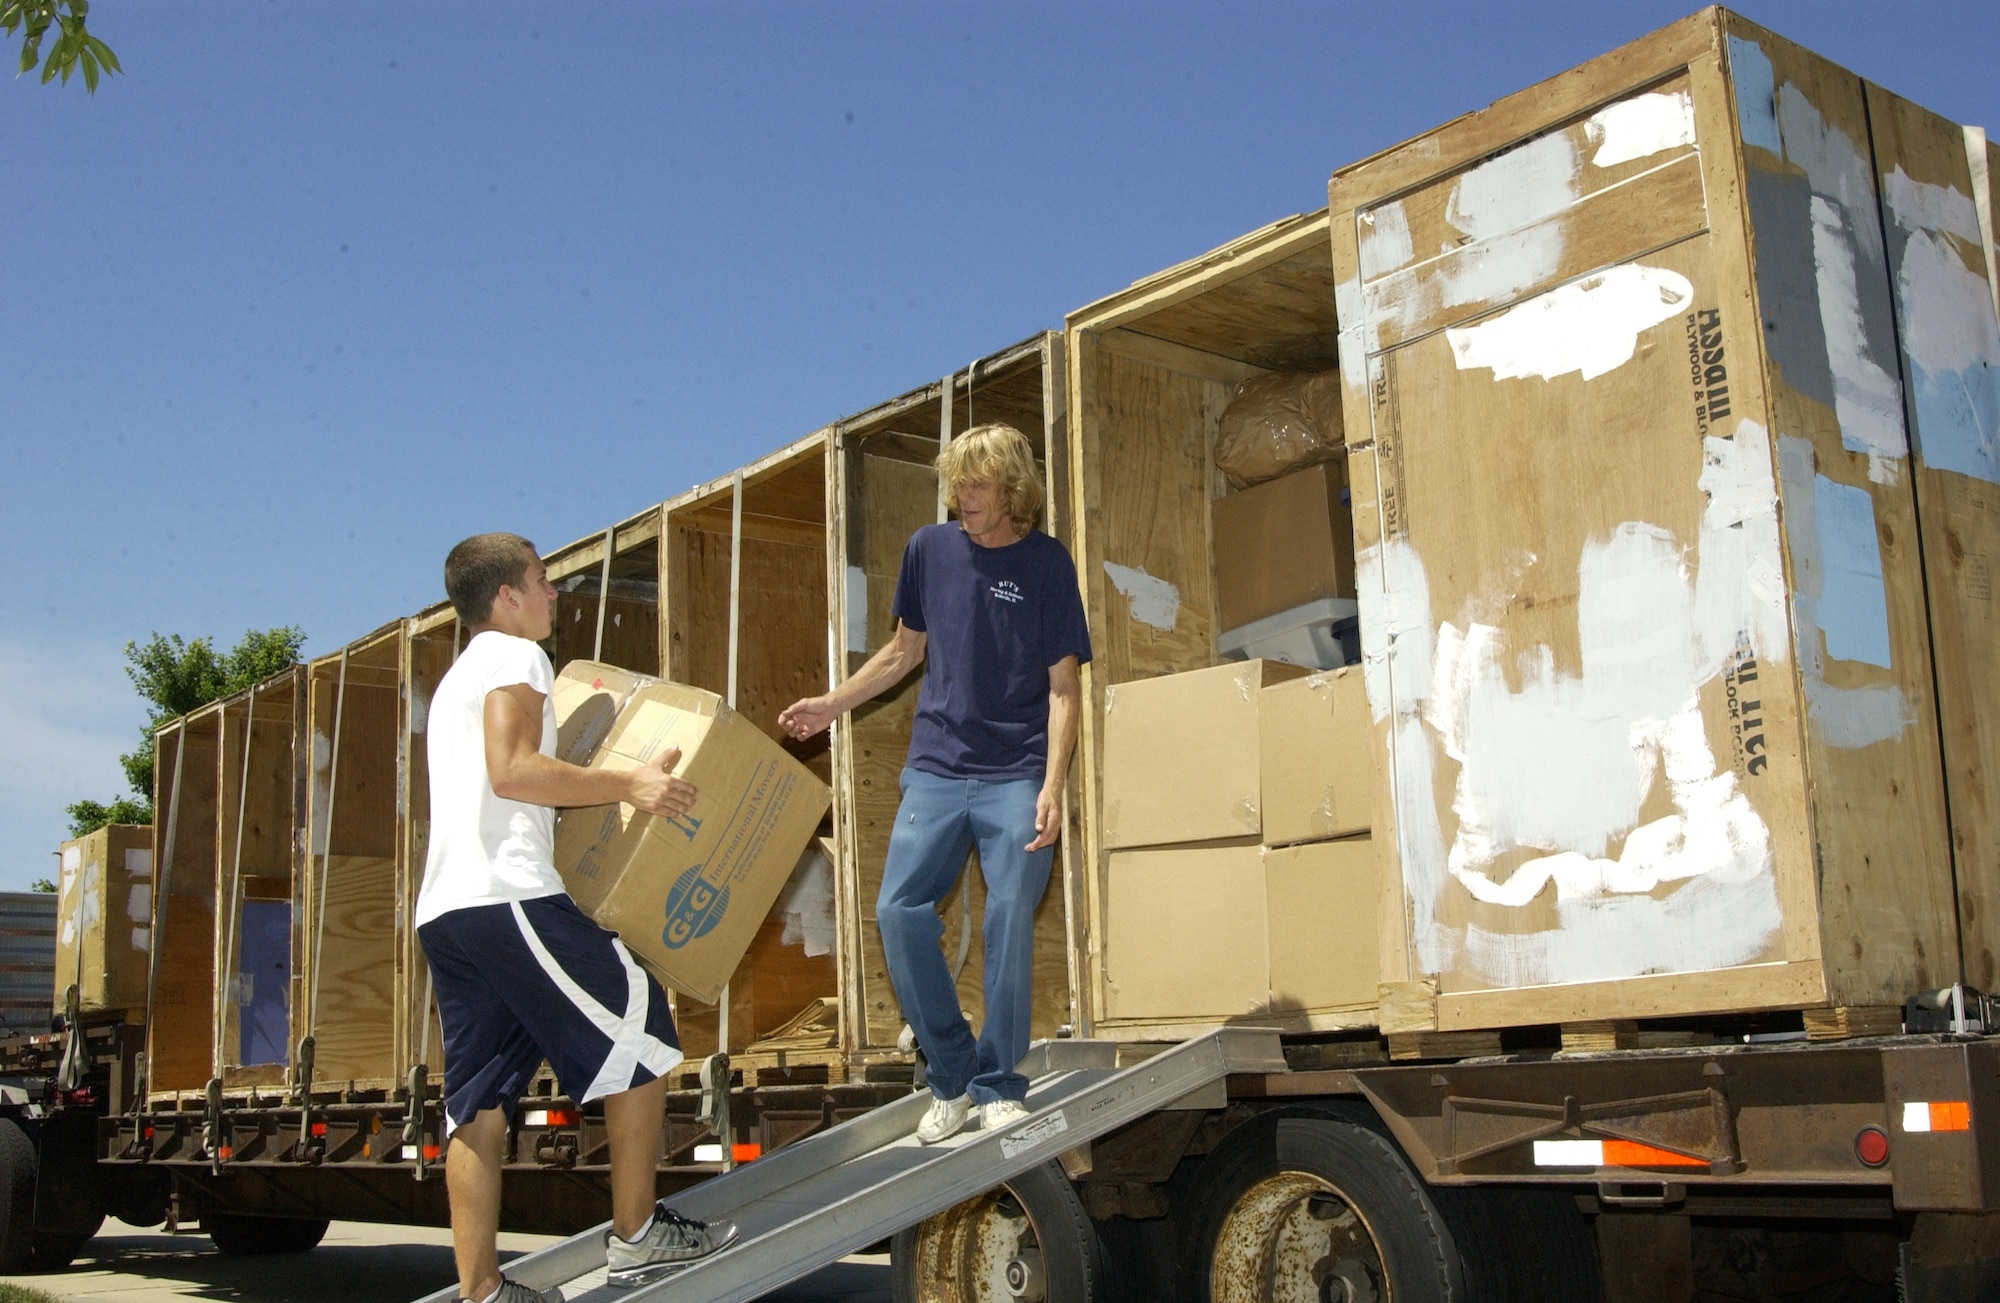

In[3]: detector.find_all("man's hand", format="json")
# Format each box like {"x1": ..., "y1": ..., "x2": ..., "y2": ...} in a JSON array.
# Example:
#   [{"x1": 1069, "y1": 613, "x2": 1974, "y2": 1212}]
[
  {"x1": 1026, "y1": 784, "x2": 1062, "y2": 852},
  {"x1": 778, "y1": 696, "x2": 838, "y2": 741},
  {"x1": 624, "y1": 747, "x2": 697, "y2": 819}
]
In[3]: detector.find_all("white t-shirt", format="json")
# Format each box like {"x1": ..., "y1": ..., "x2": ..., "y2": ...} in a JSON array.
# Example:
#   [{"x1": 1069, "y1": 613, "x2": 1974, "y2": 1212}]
[{"x1": 414, "y1": 631, "x2": 565, "y2": 926}]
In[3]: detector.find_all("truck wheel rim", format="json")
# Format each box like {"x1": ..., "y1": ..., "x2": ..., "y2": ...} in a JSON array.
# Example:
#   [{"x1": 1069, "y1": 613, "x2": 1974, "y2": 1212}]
[
  {"x1": 1210, "y1": 1171, "x2": 1387, "y2": 1303},
  {"x1": 912, "y1": 1189, "x2": 1045, "y2": 1301}
]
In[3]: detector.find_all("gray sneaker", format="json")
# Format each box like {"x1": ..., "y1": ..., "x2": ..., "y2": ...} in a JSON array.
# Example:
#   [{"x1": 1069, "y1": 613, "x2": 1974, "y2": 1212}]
[
  {"x1": 463, "y1": 1279, "x2": 563, "y2": 1303},
  {"x1": 605, "y1": 1202, "x2": 739, "y2": 1288}
]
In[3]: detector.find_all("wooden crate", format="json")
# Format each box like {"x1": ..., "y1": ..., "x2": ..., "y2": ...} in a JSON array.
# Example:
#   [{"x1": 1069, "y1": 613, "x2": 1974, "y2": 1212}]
[
  {"x1": 662, "y1": 436, "x2": 840, "y2": 1059},
  {"x1": 212, "y1": 668, "x2": 304, "y2": 1091},
  {"x1": 827, "y1": 333, "x2": 1083, "y2": 1059},
  {"x1": 54, "y1": 823, "x2": 154, "y2": 1016},
  {"x1": 1858, "y1": 86, "x2": 2000, "y2": 990},
  {"x1": 1064, "y1": 211, "x2": 1366, "y2": 1042},
  {"x1": 300, "y1": 624, "x2": 405, "y2": 1091},
  {"x1": 147, "y1": 709, "x2": 221, "y2": 1099},
  {"x1": 1326, "y1": 10, "x2": 1967, "y2": 1031}
]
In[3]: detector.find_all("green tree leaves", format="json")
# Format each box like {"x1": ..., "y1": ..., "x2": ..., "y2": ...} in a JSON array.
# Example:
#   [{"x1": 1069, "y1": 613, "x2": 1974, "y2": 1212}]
[
  {"x1": 66, "y1": 626, "x2": 306, "y2": 837},
  {"x1": 3, "y1": 0, "x2": 120, "y2": 92}
]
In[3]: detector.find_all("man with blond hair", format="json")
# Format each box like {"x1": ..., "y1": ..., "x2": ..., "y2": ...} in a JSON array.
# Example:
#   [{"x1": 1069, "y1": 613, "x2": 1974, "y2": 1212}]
[
  {"x1": 417, "y1": 532, "x2": 734, "y2": 1302},
  {"x1": 780, "y1": 424, "x2": 1090, "y2": 1144}
]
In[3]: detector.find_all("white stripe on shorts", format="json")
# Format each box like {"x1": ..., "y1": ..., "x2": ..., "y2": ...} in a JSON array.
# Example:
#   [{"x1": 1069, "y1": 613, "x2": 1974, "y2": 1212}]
[{"x1": 509, "y1": 901, "x2": 684, "y2": 1100}]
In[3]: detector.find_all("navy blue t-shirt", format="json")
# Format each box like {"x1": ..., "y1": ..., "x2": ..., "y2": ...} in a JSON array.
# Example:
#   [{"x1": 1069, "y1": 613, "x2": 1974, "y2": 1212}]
[{"x1": 892, "y1": 524, "x2": 1093, "y2": 781}]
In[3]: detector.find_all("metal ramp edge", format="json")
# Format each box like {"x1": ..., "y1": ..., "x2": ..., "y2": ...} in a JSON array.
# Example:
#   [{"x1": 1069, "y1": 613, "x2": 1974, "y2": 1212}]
[{"x1": 412, "y1": 1028, "x2": 1284, "y2": 1303}]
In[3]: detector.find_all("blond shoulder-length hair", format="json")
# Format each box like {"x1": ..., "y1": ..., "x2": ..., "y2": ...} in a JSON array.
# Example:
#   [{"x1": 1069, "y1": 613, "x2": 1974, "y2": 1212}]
[{"x1": 937, "y1": 424, "x2": 1044, "y2": 534}]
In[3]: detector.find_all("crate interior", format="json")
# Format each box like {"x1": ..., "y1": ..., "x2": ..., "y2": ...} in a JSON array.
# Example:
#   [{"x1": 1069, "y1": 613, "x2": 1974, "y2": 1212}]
[
  {"x1": 216, "y1": 670, "x2": 301, "y2": 1087},
  {"x1": 837, "y1": 351, "x2": 1075, "y2": 1056},
  {"x1": 305, "y1": 633, "x2": 402, "y2": 1088},
  {"x1": 550, "y1": 517, "x2": 663, "y2": 677},
  {"x1": 664, "y1": 446, "x2": 838, "y2": 1059},
  {"x1": 147, "y1": 711, "x2": 219, "y2": 1098},
  {"x1": 1073, "y1": 220, "x2": 1366, "y2": 1031}
]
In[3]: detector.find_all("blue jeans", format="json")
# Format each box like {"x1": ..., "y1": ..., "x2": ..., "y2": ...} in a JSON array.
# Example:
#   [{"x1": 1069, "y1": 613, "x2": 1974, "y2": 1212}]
[{"x1": 876, "y1": 767, "x2": 1053, "y2": 1105}]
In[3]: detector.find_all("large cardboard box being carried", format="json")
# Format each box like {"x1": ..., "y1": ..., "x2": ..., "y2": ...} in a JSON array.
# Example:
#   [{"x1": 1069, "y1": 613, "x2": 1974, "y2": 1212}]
[
  {"x1": 1101, "y1": 660, "x2": 1307, "y2": 850},
  {"x1": 552, "y1": 670, "x2": 832, "y2": 1004},
  {"x1": 53, "y1": 825, "x2": 154, "y2": 1014}
]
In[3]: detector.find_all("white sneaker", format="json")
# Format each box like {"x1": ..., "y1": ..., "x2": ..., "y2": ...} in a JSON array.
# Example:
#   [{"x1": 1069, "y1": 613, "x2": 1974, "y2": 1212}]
[
  {"x1": 916, "y1": 1094, "x2": 972, "y2": 1144},
  {"x1": 980, "y1": 1099, "x2": 1031, "y2": 1132},
  {"x1": 604, "y1": 1202, "x2": 738, "y2": 1288}
]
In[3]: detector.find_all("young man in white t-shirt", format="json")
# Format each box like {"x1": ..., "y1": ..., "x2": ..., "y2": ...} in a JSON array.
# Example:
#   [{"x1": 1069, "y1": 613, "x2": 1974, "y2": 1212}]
[{"x1": 417, "y1": 533, "x2": 736, "y2": 1303}]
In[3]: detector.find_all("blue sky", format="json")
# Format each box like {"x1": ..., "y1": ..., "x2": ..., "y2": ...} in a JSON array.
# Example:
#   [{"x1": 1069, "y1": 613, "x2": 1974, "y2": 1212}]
[{"x1": 2, "y1": 1, "x2": 1995, "y2": 888}]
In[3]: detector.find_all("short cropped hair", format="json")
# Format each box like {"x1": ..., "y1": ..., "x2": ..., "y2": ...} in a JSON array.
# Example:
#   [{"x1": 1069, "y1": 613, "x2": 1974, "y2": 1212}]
[
  {"x1": 937, "y1": 424, "x2": 1044, "y2": 535},
  {"x1": 443, "y1": 533, "x2": 538, "y2": 623}
]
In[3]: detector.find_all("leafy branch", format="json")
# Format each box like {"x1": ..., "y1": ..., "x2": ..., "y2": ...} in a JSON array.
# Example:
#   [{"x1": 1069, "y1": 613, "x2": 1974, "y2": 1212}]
[{"x1": 3, "y1": 0, "x2": 120, "y2": 92}]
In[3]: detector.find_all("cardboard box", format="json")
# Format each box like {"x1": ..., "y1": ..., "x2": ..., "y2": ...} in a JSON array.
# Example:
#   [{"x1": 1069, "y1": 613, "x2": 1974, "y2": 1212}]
[
  {"x1": 53, "y1": 825, "x2": 154, "y2": 1014},
  {"x1": 552, "y1": 660, "x2": 658, "y2": 765},
  {"x1": 1260, "y1": 669, "x2": 1373, "y2": 846},
  {"x1": 552, "y1": 681, "x2": 832, "y2": 1004},
  {"x1": 1266, "y1": 839, "x2": 1376, "y2": 1013},
  {"x1": 1212, "y1": 462, "x2": 1355, "y2": 633},
  {"x1": 1104, "y1": 841, "x2": 1267, "y2": 1021},
  {"x1": 1101, "y1": 660, "x2": 1307, "y2": 850}
]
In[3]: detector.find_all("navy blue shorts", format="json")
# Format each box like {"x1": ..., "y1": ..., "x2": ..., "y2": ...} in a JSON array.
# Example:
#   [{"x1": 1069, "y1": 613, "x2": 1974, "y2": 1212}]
[{"x1": 417, "y1": 894, "x2": 684, "y2": 1132}]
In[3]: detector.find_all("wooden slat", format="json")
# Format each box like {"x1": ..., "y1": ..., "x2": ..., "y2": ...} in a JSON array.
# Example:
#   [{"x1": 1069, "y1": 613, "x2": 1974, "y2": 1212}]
[
  {"x1": 1387, "y1": 1029, "x2": 1503, "y2": 1062},
  {"x1": 1802, "y1": 1005, "x2": 1902, "y2": 1041}
]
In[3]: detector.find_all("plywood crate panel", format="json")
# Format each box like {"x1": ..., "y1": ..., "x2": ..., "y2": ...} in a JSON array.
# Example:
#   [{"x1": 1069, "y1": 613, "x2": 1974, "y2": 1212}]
[
  {"x1": 1325, "y1": 10, "x2": 1961, "y2": 1030},
  {"x1": 54, "y1": 824, "x2": 154, "y2": 1015},
  {"x1": 213, "y1": 670, "x2": 302, "y2": 1079},
  {"x1": 1858, "y1": 85, "x2": 2000, "y2": 990}
]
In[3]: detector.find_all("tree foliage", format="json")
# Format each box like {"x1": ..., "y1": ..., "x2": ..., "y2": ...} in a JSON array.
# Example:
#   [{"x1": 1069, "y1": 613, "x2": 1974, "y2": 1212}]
[
  {"x1": 3, "y1": 0, "x2": 119, "y2": 92},
  {"x1": 66, "y1": 627, "x2": 306, "y2": 837}
]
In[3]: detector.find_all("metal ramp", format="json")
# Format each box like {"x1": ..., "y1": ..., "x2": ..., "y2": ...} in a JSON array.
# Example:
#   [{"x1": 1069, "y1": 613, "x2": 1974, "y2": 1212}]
[{"x1": 413, "y1": 1028, "x2": 1284, "y2": 1303}]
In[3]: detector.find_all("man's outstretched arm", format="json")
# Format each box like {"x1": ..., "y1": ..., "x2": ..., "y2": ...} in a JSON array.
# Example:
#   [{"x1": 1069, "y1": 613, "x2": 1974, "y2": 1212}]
[{"x1": 777, "y1": 620, "x2": 927, "y2": 741}]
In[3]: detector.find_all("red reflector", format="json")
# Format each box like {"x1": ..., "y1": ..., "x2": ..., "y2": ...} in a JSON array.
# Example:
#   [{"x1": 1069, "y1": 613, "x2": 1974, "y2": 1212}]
[
  {"x1": 1855, "y1": 1126, "x2": 1890, "y2": 1167},
  {"x1": 731, "y1": 1143, "x2": 761, "y2": 1163},
  {"x1": 1600, "y1": 1139, "x2": 1707, "y2": 1168},
  {"x1": 422, "y1": 1144, "x2": 441, "y2": 1160},
  {"x1": 547, "y1": 1108, "x2": 580, "y2": 1128},
  {"x1": 217, "y1": 1146, "x2": 233, "y2": 1160},
  {"x1": 142, "y1": 1127, "x2": 154, "y2": 1140},
  {"x1": 309, "y1": 1122, "x2": 327, "y2": 1137}
]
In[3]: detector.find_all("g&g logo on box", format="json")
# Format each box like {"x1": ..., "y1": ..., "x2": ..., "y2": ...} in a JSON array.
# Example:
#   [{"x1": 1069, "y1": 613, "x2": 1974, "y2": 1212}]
[{"x1": 662, "y1": 862, "x2": 730, "y2": 949}]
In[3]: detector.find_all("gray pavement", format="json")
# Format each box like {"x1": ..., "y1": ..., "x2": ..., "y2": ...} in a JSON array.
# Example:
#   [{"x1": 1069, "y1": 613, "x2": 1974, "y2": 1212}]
[{"x1": 0, "y1": 1220, "x2": 892, "y2": 1303}]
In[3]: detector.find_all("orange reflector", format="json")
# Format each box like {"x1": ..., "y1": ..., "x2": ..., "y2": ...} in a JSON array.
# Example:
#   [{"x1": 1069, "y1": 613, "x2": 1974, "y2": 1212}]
[
  {"x1": 217, "y1": 1146, "x2": 233, "y2": 1160},
  {"x1": 309, "y1": 1122, "x2": 327, "y2": 1136},
  {"x1": 422, "y1": 1144, "x2": 441, "y2": 1161},
  {"x1": 731, "y1": 1143, "x2": 761, "y2": 1163},
  {"x1": 548, "y1": 1108, "x2": 580, "y2": 1128},
  {"x1": 1600, "y1": 1139, "x2": 1707, "y2": 1168},
  {"x1": 1902, "y1": 1101, "x2": 1972, "y2": 1133}
]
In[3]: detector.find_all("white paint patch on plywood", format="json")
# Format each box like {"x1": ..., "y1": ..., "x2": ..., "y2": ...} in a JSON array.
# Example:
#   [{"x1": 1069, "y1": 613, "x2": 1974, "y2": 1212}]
[
  {"x1": 1413, "y1": 418, "x2": 1790, "y2": 985},
  {"x1": 1446, "y1": 130, "x2": 1580, "y2": 242},
  {"x1": 1587, "y1": 90, "x2": 1697, "y2": 168},
  {"x1": 1808, "y1": 195, "x2": 1908, "y2": 480},
  {"x1": 1393, "y1": 712, "x2": 1456, "y2": 975},
  {"x1": 1359, "y1": 201, "x2": 1415, "y2": 279},
  {"x1": 1692, "y1": 420, "x2": 1792, "y2": 671},
  {"x1": 1776, "y1": 434, "x2": 1915, "y2": 747},
  {"x1": 844, "y1": 565, "x2": 869, "y2": 657},
  {"x1": 1885, "y1": 166, "x2": 1984, "y2": 245},
  {"x1": 1355, "y1": 537, "x2": 1434, "y2": 724},
  {"x1": 1886, "y1": 223, "x2": 2000, "y2": 483},
  {"x1": 310, "y1": 730, "x2": 332, "y2": 859},
  {"x1": 1335, "y1": 275, "x2": 1368, "y2": 387},
  {"x1": 1446, "y1": 265, "x2": 1693, "y2": 383},
  {"x1": 1777, "y1": 83, "x2": 1886, "y2": 265},
  {"x1": 1101, "y1": 562, "x2": 1181, "y2": 632}
]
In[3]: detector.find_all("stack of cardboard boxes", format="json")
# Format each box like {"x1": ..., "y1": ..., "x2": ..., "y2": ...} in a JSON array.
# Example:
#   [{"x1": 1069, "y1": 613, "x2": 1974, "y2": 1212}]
[{"x1": 1098, "y1": 658, "x2": 1376, "y2": 1026}]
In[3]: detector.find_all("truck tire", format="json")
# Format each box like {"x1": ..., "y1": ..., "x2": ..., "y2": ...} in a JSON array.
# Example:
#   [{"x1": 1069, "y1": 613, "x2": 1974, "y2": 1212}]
[
  {"x1": 890, "y1": 1160, "x2": 1104, "y2": 1302},
  {"x1": 0, "y1": 1120, "x2": 37, "y2": 1271},
  {"x1": 1175, "y1": 1111, "x2": 1472, "y2": 1303},
  {"x1": 204, "y1": 1213, "x2": 330, "y2": 1256}
]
